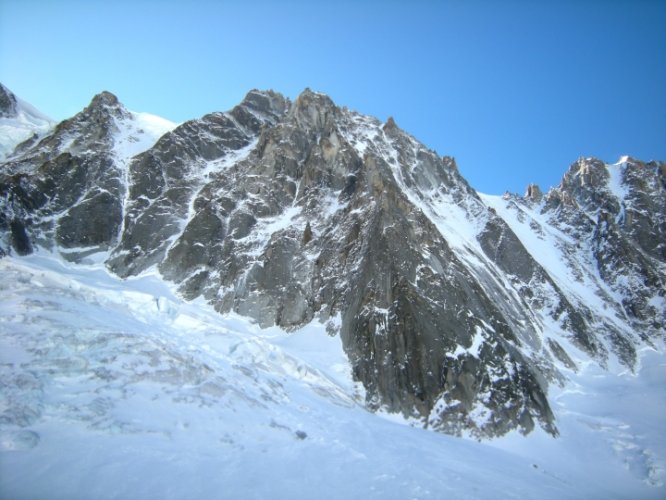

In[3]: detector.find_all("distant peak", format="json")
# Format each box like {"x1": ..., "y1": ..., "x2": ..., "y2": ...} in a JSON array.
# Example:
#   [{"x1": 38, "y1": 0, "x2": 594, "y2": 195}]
[
  {"x1": 90, "y1": 91, "x2": 121, "y2": 108},
  {"x1": 569, "y1": 157, "x2": 605, "y2": 175},
  {"x1": 243, "y1": 88, "x2": 283, "y2": 101},
  {"x1": 81, "y1": 90, "x2": 129, "y2": 122}
]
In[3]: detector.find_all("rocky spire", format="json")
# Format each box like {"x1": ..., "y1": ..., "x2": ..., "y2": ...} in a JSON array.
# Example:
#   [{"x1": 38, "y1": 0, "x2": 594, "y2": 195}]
[
  {"x1": 81, "y1": 90, "x2": 129, "y2": 122},
  {"x1": 525, "y1": 183, "x2": 542, "y2": 201},
  {"x1": 383, "y1": 116, "x2": 398, "y2": 133},
  {"x1": 0, "y1": 83, "x2": 18, "y2": 117},
  {"x1": 290, "y1": 88, "x2": 338, "y2": 131}
]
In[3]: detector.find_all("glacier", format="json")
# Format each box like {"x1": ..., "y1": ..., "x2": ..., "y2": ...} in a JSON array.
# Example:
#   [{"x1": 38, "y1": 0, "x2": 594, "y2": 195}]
[{"x1": 0, "y1": 252, "x2": 664, "y2": 499}]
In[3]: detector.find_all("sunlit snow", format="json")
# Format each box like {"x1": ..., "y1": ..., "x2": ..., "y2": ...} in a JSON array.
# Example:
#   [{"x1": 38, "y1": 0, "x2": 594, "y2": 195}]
[
  {"x1": 0, "y1": 94, "x2": 55, "y2": 160},
  {"x1": 113, "y1": 110, "x2": 177, "y2": 162},
  {"x1": 1, "y1": 253, "x2": 664, "y2": 499}
]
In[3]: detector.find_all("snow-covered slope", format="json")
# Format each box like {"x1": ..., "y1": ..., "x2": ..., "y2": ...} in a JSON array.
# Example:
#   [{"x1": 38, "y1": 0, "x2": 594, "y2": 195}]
[
  {"x1": 0, "y1": 84, "x2": 55, "y2": 160},
  {"x1": 1, "y1": 253, "x2": 664, "y2": 499},
  {"x1": 113, "y1": 109, "x2": 178, "y2": 161},
  {"x1": 0, "y1": 83, "x2": 175, "y2": 165}
]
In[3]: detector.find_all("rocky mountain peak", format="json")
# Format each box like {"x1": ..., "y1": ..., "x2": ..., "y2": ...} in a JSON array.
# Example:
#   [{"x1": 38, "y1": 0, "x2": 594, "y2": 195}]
[
  {"x1": 239, "y1": 89, "x2": 290, "y2": 119},
  {"x1": 13, "y1": 91, "x2": 128, "y2": 162},
  {"x1": 290, "y1": 88, "x2": 338, "y2": 131},
  {"x1": 546, "y1": 157, "x2": 621, "y2": 214},
  {"x1": 551, "y1": 156, "x2": 665, "y2": 219},
  {"x1": 562, "y1": 157, "x2": 609, "y2": 189},
  {"x1": 90, "y1": 90, "x2": 120, "y2": 107},
  {"x1": 0, "y1": 83, "x2": 18, "y2": 118},
  {"x1": 81, "y1": 90, "x2": 129, "y2": 122}
]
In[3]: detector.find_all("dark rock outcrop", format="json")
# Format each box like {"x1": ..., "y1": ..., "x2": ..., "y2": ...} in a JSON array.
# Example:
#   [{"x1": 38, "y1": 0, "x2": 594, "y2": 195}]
[{"x1": 0, "y1": 84, "x2": 18, "y2": 117}]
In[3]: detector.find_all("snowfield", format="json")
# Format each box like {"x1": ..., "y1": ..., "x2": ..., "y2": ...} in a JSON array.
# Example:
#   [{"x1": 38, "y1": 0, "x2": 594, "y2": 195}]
[{"x1": 1, "y1": 253, "x2": 664, "y2": 499}]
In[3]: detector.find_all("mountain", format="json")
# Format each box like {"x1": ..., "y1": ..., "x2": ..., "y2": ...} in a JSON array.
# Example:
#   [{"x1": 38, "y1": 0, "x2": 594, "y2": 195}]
[
  {"x1": 0, "y1": 84, "x2": 55, "y2": 161},
  {"x1": 0, "y1": 90, "x2": 176, "y2": 258},
  {"x1": 0, "y1": 84, "x2": 664, "y2": 444}
]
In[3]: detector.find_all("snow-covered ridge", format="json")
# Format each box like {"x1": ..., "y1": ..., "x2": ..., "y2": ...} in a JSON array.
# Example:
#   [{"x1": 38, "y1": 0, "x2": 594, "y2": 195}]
[
  {"x1": 0, "y1": 87, "x2": 55, "y2": 160},
  {"x1": 0, "y1": 84, "x2": 176, "y2": 164},
  {"x1": 112, "y1": 110, "x2": 178, "y2": 162}
]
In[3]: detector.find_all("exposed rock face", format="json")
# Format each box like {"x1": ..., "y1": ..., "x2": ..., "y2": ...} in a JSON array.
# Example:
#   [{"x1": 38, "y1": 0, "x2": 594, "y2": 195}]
[
  {"x1": 525, "y1": 183, "x2": 542, "y2": 201},
  {"x1": 107, "y1": 90, "x2": 290, "y2": 277},
  {"x1": 1, "y1": 86, "x2": 664, "y2": 439},
  {"x1": 0, "y1": 84, "x2": 18, "y2": 118},
  {"x1": 1, "y1": 92, "x2": 129, "y2": 259},
  {"x1": 548, "y1": 157, "x2": 665, "y2": 335},
  {"x1": 0, "y1": 89, "x2": 174, "y2": 260},
  {"x1": 484, "y1": 156, "x2": 666, "y2": 370}
]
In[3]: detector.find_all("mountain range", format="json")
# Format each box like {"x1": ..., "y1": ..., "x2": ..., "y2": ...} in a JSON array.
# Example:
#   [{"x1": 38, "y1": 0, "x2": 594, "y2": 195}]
[{"x1": 1, "y1": 82, "x2": 664, "y2": 442}]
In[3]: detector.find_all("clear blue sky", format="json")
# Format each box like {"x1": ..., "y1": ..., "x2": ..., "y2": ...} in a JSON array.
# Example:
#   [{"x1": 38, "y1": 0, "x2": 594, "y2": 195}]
[{"x1": 1, "y1": 0, "x2": 664, "y2": 194}]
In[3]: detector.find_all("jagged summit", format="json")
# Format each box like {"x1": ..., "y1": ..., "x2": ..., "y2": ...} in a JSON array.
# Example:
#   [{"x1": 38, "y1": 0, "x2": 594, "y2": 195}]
[
  {"x1": 89, "y1": 90, "x2": 121, "y2": 108},
  {"x1": 240, "y1": 88, "x2": 291, "y2": 117},
  {"x1": 0, "y1": 86, "x2": 664, "y2": 440},
  {"x1": 0, "y1": 84, "x2": 175, "y2": 257},
  {"x1": 289, "y1": 87, "x2": 338, "y2": 131},
  {"x1": 76, "y1": 90, "x2": 129, "y2": 124}
]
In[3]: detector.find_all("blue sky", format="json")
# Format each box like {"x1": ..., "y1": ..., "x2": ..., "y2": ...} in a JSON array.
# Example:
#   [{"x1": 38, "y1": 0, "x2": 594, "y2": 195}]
[{"x1": 1, "y1": 0, "x2": 664, "y2": 194}]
